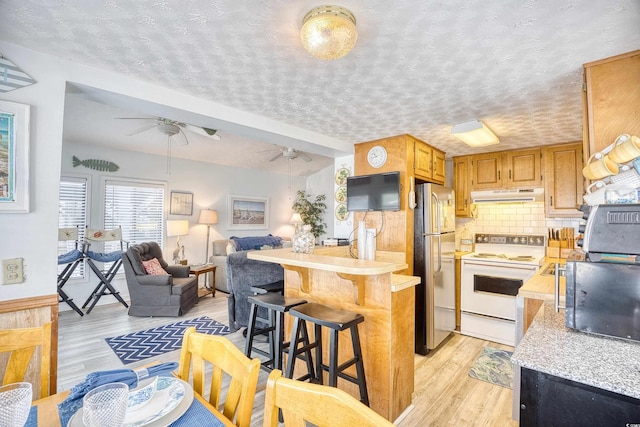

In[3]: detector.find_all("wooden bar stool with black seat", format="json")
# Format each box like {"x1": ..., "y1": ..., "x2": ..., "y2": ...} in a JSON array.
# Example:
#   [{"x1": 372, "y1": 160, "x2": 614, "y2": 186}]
[
  {"x1": 286, "y1": 302, "x2": 369, "y2": 406},
  {"x1": 244, "y1": 291, "x2": 311, "y2": 375}
]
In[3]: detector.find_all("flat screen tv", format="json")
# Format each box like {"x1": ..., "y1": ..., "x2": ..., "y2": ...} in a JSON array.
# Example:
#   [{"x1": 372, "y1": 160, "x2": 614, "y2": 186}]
[{"x1": 346, "y1": 171, "x2": 401, "y2": 212}]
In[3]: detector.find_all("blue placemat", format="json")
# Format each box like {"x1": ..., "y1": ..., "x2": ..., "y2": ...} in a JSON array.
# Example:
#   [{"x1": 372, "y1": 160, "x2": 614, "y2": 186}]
[
  {"x1": 25, "y1": 405, "x2": 37, "y2": 427},
  {"x1": 169, "y1": 397, "x2": 226, "y2": 427}
]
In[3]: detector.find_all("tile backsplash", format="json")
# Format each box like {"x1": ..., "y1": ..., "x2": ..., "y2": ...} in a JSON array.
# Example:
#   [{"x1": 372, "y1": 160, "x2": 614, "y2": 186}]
[{"x1": 455, "y1": 202, "x2": 584, "y2": 249}]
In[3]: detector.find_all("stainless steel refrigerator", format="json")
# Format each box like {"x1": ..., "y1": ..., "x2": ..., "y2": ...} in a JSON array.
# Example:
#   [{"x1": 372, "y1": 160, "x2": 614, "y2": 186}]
[{"x1": 413, "y1": 183, "x2": 456, "y2": 355}]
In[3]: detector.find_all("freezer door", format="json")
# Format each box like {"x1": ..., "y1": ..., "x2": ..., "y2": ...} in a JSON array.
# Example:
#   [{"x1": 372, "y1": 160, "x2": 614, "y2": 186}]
[
  {"x1": 423, "y1": 184, "x2": 456, "y2": 235},
  {"x1": 427, "y1": 231, "x2": 456, "y2": 350}
]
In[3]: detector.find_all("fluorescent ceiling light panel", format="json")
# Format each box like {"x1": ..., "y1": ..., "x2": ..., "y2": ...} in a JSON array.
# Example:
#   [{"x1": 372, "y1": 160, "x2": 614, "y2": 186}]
[{"x1": 451, "y1": 120, "x2": 499, "y2": 147}]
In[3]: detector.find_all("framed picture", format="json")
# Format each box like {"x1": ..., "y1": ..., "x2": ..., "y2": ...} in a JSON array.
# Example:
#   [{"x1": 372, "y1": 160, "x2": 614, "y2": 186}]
[
  {"x1": 0, "y1": 100, "x2": 30, "y2": 213},
  {"x1": 169, "y1": 191, "x2": 193, "y2": 215},
  {"x1": 228, "y1": 195, "x2": 269, "y2": 230}
]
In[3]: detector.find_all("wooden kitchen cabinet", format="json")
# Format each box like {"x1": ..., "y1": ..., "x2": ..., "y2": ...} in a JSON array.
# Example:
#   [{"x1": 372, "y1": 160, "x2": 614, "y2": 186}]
[
  {"x1": 470, "y1": 148, "x2": 542, "y2": 190},
  {"x1": 471, "y1": 152, "x2": 502, "y2": 189},
  {"x1": 583, "y1": 50, "x2": 640, "y2": 157},
  {"x1": 543, "y1": 142, "x2": 584, "y2": 217},
  {"x1": 453, "y1": 156, "x2": 472, "y2": 217},
  {"x1": 415, "y1": 139, "x2": 445, "y2": 184}
]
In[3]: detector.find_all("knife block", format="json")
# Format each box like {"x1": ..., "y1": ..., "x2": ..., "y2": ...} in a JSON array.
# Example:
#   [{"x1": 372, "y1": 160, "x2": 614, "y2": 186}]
[{"x1": 546, "y1": 240, "x2": 560, "y2": 258}]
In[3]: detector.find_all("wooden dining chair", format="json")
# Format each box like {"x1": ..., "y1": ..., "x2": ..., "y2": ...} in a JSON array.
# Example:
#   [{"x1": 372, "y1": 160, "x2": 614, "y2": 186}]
[
  {"x1": 263, "y1": 369, "x2": 395, "y2": 427},
  {"x1": 178, "y1": 327, "x2": 260, "y2": 427},
  {"x1": 0, "y1": 322, "x2": 52, "y2": 399}
]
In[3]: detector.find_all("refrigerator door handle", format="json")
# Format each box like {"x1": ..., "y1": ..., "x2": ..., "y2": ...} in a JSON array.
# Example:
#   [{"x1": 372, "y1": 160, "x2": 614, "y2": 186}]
[
  {"x1": 432, "y1": 192, "x2": 441, "y2": 234},
  {"x1": 436, "y1": 234, "x2": 442, "y2": 273}
]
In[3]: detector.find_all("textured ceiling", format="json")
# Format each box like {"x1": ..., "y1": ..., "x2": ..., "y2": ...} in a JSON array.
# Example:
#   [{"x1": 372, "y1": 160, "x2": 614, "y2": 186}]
[{"x1": 1, "y1": 0, "x2": 638, "y2": 176}]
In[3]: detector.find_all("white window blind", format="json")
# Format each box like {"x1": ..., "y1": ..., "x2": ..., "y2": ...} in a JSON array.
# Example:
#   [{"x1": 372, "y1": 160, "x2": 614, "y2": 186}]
[
  {"x1": 103, "y1": 180, "x2": 165, "y2": 254},
  {"x1": 58, "y1": 177, "x2": 88, "y2": 278}
]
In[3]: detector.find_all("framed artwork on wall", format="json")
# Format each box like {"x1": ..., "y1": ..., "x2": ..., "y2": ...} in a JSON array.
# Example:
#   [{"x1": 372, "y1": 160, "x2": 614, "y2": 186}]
[
  {"x1": 170, "y1": 191, "x2": 193, "y2": 215},
  {"x1": 228, "y1": 195, "x2": 269, "y2": 230},
  {"x1": 0, "y1": 100, "x2": 30, "y2": 213}
]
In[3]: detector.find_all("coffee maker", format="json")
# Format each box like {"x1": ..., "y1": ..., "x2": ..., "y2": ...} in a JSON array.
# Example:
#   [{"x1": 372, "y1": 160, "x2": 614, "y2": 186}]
[{"x1": 565, "y1": 204, "x2": 640, "y2": 342}]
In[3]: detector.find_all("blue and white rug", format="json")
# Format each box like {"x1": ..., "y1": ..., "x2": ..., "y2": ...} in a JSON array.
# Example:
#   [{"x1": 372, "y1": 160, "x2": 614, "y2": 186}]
[
  {"x1": 105, "y1": 316, "x2": 230, "y2": 364},
  {"x1": 468, "y1": 346, "x2": 514, "y2": 389}
]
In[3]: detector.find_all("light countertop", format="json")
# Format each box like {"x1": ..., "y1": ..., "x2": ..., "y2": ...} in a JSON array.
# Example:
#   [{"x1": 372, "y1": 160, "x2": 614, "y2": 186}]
[
  {"x1": 248, "y1": 247, "x2": 408, "y2": 275},
  {"x1": 512, "y1": 301, "x2": 640, "y2": 400},
  {"x1": 517, "y1": 257, "x2": 566, "y2": 302}
]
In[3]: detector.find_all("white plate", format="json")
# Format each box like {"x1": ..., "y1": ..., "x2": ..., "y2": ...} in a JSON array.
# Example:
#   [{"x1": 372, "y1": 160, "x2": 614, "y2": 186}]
[{"x1": 68, "y1": 377, "x2": 194, "y2": 427}]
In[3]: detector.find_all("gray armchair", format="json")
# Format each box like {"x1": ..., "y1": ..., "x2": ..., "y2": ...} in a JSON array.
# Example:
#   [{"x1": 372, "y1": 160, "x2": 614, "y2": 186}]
[
  {"x1": 121, "y1": 242, "x2": 198, "y2": 317},
  {"x1": 226, "y1": 250, "x2": 284, "y2": 332}
]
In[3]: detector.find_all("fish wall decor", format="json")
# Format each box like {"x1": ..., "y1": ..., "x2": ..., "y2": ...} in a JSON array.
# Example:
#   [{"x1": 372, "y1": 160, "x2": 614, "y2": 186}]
[{"x1": 72, "y1": 156, "x2": 119, "y2": 172}]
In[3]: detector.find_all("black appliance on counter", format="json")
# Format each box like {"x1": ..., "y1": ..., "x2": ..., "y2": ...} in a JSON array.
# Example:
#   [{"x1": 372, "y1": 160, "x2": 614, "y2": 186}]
[{"x1": 565, "y1": 204, "x2": 640, "y2": 342}]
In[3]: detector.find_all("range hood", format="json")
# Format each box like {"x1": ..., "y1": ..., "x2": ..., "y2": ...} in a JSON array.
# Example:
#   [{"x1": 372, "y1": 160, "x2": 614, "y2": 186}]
[{"x1": 471, "y1": 188, "x2": 544, "y2": 203}]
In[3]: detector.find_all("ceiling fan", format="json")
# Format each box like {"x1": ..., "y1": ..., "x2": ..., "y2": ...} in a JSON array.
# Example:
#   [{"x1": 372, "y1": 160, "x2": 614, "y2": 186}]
[
  {"x1": 115, "y1": 117, "x2": 221, "y2": 144},
  {"x1": 268, "y1": 147, "x2": 312, "y2": 162},
  {"x1": 115, "y1": 117, "x2": 220, "y2": 174}
]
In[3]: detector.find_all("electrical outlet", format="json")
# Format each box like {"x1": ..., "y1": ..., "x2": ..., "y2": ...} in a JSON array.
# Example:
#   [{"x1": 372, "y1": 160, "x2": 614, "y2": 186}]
[{"x1": 2, "y1": 258, "x2": 24, "y2": 285}]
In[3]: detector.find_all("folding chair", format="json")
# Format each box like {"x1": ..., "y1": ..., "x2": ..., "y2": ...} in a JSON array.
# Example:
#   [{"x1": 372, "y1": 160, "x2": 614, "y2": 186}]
[
  {"x1": 57, "y1": 227, "x2": 86, "y2": 316},
  {"x1": 82, "y1": 227, "x2": 129, "y2": 313}
]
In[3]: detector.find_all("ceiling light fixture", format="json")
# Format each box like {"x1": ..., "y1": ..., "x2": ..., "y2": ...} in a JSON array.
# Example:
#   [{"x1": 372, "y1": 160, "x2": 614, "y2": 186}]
[
  {"x1": 300, "y1": 5, "x2": 357, "y2": 60},
  {"x1": 451, "y1": 120, "x2": 500, "y2": 147}
]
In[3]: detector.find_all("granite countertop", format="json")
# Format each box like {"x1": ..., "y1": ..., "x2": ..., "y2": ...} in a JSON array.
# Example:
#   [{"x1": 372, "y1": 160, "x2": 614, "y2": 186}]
[{"x1": 512, "y1": 301, "x2": 640, "y2": 399}]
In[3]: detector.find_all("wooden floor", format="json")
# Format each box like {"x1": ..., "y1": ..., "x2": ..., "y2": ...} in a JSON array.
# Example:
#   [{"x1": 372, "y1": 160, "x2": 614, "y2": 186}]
[{"x1": 58, "y1": 295, "x2": 518, "y2": 426}]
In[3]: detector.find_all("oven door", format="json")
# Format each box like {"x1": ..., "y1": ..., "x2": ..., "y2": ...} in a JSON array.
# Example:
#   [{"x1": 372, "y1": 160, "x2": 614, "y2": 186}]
[{"x1": 461, "y1": 259, "x2": 538, "y2": 320}]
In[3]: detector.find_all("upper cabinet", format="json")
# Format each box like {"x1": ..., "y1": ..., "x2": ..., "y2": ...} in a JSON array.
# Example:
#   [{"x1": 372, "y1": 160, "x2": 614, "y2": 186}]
[
  {"x1": 454, "y1": 156, "x2": 472, "y2": 217},
  {"x1": 470, "y1": 148, "x2": 542, "y2": 190},
  {"x1": 583, "y1": 50, "x2": 640, "y2": 157},
  {"x1": 415, "y1": 139, "x2": 445, "y2": 184},
  {"x1": 543, "y1": 143, "x2": 584, "y2": 217}
]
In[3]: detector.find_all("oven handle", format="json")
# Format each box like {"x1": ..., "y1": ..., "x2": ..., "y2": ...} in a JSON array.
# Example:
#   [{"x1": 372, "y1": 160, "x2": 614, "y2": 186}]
[{"x1": 462, "y1": 260, "x2": 538, "y2": 271}]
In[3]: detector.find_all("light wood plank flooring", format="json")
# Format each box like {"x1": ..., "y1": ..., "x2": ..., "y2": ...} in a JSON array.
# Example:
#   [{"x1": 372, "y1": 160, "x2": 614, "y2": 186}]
[{"x1": 58, "y1": 295, "x2": 518, "y2": 426}]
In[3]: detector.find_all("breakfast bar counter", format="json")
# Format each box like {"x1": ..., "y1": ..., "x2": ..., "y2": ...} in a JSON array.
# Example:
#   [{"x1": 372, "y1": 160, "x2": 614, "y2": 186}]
[{"x1": 248, "y1": 247, "x2": 419, "y2": 422}]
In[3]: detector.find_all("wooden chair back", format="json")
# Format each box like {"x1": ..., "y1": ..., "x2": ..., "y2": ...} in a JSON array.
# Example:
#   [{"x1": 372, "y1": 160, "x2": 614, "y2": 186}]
[
  {"x1": 263, "y1": 369, "x2": 395, "y2": 427},
  {"x1": 178, "y1": 327, "x2": 260, "y2": 427},
  {"x1": 0, "y1": 322, "x2": 52, "y2": 399}
]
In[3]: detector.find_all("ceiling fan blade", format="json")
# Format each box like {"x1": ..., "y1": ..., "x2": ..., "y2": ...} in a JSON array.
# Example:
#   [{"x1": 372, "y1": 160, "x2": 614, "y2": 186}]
[
  {"x1": 269, "y1": 152, "x2": 284, "y2": 162},
  {"x1": 185, "y1": 124, "x2": 221, "y2": 140},
  {"x1": 299, "y1": 151, "x2": 312, "y2": 162},
  {"x1": 127, "y1": 123, "x2": 157, "y2": 136},
  {"x1": 175, "y1": 128, "x2": 189, "y2": 146}
]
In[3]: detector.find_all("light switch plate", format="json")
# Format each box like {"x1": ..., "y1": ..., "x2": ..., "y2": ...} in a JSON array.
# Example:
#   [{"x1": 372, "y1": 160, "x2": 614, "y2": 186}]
[{"x1": 2, "y1": 258, "x2": 24, "y2": 285}]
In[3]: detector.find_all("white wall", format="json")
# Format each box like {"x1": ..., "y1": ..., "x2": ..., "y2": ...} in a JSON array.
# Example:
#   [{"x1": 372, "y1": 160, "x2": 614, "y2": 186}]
[
  {"x1": 60, "y1": 141, "x2": 315, "y2": 308},
  {"x1": 0, "y1": 40, "x2": 342, "y2": 309}
]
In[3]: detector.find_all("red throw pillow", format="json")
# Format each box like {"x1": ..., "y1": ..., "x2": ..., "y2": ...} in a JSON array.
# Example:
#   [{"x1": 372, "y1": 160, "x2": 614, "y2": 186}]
[{"x1": 142, "y1": 258, "x2": 168, "y2": 275}]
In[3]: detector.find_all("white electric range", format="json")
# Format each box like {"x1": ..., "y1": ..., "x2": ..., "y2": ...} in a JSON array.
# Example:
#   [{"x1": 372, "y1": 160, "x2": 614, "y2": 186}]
[{"x1": 460, "y1": 234, "x2": 545, "y2": 346}]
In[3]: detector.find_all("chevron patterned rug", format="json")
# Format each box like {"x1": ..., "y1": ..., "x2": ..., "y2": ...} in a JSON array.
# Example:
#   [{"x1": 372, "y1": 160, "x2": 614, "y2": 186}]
[{"x1": 105, "y1": 316, "x2": 230, "y2": 364}]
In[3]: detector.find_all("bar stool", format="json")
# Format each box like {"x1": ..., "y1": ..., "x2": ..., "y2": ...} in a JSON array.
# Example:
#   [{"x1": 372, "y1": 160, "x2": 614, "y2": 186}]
[
  {"x1": 244, "y1": 292, "x2": 312, "y2": 374},
  {"x1": 286, "y1": 302, "x2": 369, "y2": 405}
]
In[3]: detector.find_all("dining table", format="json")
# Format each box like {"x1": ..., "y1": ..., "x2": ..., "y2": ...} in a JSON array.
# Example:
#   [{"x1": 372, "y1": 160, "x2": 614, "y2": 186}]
[{"x1": 28, "y1": 376, "x2": 235, "y2": 427}]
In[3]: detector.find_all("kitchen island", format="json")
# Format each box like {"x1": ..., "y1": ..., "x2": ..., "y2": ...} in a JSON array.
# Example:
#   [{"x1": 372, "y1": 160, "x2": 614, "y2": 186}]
[
  {"x1": 248, "y1": 247, "x2": 419, "y2": 422},
  {"x1": 512, "y1": 301, "x2": 640, "y2": 425}
]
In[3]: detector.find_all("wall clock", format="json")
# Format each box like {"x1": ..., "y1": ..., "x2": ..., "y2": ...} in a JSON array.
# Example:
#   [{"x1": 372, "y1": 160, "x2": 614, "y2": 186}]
[{"x1": 367, "y1": 145, "x2": 387, "y2": 168}]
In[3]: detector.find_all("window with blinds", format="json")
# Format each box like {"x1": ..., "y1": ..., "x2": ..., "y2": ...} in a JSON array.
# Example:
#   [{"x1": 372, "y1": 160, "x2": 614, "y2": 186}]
[
  {"x1": 103, "y1": 179, "x2": 166, "y2": 254},
  {"x1": 58, "y1": 176, "x2": 88, "y2": 278}
]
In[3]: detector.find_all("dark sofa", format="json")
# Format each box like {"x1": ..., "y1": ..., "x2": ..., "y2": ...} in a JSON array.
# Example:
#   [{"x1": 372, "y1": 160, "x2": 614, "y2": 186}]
[
  {"x1": 226, "y1": 250, "x2": 284, "y2": 332},
  {"x1": 121, "y1": 242, "x2": 198, "y2": 317}
]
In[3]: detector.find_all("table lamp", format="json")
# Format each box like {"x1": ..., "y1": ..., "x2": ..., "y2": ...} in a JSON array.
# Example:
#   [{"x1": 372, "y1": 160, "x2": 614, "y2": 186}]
[
  {"x1": 290, "y1": 212, "x2": 303, "y2": 235},
  {"x1": 166, "y1": 220, "x2": 189, "y2": 264},
  {"x1": 198, "y1": 209, "x2": 218, "y2": 264}
]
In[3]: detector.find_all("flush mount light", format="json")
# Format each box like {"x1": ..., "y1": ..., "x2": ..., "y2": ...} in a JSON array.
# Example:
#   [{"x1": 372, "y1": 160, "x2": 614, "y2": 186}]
[
  {"x1": 300, "y1": 5, "x2": 357, "y2": 60},
  {"x1": 451, "y1": 120, "x2": 500, "y2": 147}
]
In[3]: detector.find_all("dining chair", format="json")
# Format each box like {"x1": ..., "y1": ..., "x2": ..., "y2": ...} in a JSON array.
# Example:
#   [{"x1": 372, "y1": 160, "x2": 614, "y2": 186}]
[
  {"x1": 263, "y1": 369, "x2": 395, "y2": 427},
  {"x1": 0, "y1": 322, "x2": 52, "y2": 399},
  {"x1": 178, "y1": 327, "x2": 260, "y2": 427}
]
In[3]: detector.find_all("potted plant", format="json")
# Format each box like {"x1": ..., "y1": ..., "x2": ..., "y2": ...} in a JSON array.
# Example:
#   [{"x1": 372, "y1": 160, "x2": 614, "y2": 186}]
[{"x1": 291, "y1": 190, "x2": 327, "y2": 239}]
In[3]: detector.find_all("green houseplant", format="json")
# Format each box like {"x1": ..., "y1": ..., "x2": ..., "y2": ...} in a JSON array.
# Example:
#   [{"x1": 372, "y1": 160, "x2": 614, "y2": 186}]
[{"x1": 291, "y1": 190, "x2": 327, "y2": 238}]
